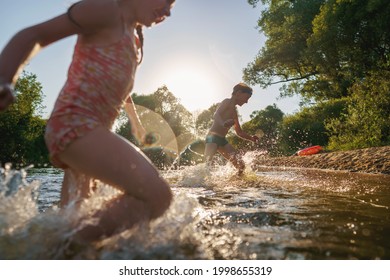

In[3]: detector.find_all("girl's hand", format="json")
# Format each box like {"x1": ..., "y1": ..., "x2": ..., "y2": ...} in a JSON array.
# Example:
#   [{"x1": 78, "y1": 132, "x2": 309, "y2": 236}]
[
  {"x1": 131, "y1": 124, "x2": 147, "y2": 145},
  {"x1": 251, "y1": 135, "x2": 260, "y2": 143},
  {"x1": 0, "y1": 84, "x2": 15, "y2": 112},
  {"x1": 143, "y1": 132, "x2": 160, "y2": 146}
]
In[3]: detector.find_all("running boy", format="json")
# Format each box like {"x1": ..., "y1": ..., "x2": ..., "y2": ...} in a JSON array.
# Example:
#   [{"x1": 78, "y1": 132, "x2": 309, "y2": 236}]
[{"x1": 204, "y1": 83, "x2": 259, "y2": 175}]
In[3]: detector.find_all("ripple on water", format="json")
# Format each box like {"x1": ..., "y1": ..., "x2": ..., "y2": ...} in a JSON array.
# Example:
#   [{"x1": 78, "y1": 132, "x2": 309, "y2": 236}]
[{"x1": 1, "y1": 154, "x2": 390, "y2": 259}]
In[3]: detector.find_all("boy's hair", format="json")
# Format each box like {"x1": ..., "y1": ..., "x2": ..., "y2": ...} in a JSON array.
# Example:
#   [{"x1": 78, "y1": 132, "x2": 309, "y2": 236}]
[{"x1": 232, "y1": 83, "x2": 253, "y2": 95}]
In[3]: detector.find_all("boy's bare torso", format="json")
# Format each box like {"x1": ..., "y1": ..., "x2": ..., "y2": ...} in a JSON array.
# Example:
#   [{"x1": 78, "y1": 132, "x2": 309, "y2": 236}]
[{"x1": 208, "y1": 98, "x2": 237, "y2": 137}]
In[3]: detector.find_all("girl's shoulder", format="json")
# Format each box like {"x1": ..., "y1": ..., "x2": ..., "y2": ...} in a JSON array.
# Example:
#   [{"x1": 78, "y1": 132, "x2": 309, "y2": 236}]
[
  {"x1": 70, "y1": 0, "x2": 122, "y2": 30},
  {"x1": 80, "y1": 0, "x2": 119, "y2": 11}
]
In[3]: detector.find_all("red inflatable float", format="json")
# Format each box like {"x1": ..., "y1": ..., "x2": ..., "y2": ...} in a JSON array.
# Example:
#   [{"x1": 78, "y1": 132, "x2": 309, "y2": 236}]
[{"x1": 297, "y1": 145, "x2": 322, "y2": 156}]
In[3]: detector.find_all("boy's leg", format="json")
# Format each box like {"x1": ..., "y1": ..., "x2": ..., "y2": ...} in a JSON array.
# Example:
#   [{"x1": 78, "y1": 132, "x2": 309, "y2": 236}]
[
  {"x1": 57, "y1": 127, "x2": 172, "y2": 240},
  {"x1": 204, "y1": 142, "x2": 218, "y2": 164},
  {"x1": 219, "y1": 144, "x2": 245, "y2": 174}
]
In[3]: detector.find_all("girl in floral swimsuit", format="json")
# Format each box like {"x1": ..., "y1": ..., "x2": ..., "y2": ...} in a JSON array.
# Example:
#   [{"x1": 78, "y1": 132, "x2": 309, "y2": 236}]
[{"x1": 0, "y1": 0, "x2": 175, "y2": 241}]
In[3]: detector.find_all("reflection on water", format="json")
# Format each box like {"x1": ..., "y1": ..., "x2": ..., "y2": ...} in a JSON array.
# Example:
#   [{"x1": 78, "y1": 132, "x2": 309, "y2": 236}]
[{"x1": 1, "y1": 156, "x2": 389, "y2": 259}]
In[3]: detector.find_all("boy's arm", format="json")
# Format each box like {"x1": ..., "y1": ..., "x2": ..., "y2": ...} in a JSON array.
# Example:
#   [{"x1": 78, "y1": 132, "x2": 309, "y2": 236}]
[{"x1": 233, "y1": 109, "x2": 259, "y2": 143}]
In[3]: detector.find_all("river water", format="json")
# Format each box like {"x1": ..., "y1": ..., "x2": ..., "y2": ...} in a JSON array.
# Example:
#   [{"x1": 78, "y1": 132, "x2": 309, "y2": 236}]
[{"x1": 0, "y1": 154, "x2": 389, "y2": 259}]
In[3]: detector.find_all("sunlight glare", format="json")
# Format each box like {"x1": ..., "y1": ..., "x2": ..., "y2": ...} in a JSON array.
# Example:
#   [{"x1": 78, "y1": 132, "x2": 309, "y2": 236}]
[{"x1": 163, "y1": 66, "x2": 219, "y2": 112}]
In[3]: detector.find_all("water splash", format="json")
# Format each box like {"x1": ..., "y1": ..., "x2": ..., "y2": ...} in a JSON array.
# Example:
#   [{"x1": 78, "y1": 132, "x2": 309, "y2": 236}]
[
  {"x1": 168, "y1": 151, "x2": 264, "y2": 188},
  {"x1": 98, "y1": 192, "x2": 213, "y2": 259},
  {"x1": 2, "y1": 154, "x2": 389, "y2": 260},
  {"x1": 0, "y1": 166, "x2": 219, "y2": 259},
  {"x1": 0, "y1": 163, "x2": 30, "y2": 196}
]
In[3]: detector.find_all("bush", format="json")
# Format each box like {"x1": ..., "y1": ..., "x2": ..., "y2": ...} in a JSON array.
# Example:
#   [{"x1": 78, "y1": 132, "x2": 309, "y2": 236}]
[
  {"x1": 278, "y1": 99, "x2": 347, "y2": 155},
  {"x1": 326, "y1": 71, "x2": 390, "y2": 150}
]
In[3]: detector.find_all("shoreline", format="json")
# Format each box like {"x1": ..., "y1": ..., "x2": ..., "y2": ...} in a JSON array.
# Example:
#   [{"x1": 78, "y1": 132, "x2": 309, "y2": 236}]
[{"x1": 252, "y1": 146, "x2": 390, "y2": 175}]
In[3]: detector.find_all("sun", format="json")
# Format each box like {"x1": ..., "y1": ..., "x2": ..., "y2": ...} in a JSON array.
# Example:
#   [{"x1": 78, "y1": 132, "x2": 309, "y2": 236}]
[{"x1": 163, "y1": 65, "x2": 220, "y2": 113}]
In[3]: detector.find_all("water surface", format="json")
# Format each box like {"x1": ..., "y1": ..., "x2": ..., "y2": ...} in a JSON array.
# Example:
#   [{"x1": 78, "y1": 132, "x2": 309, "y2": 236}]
[{"x1": 1, "y1": 158, "x2": 389, "y2": 259}]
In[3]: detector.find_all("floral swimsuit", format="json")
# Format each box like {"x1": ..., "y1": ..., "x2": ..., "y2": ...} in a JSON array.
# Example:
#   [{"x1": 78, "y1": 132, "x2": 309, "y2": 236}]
[{"x1": 45, "y1": 24, "x2": 139, "y2": 168}]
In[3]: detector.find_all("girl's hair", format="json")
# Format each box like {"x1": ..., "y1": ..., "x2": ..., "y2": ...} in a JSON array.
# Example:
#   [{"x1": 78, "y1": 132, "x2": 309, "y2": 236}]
[{"x1": 136, "y1": 25, "x2": 144, "y2": 64}]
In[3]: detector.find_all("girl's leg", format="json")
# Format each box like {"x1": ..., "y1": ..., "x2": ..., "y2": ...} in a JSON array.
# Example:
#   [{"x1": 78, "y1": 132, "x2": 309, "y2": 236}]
[
  {"x1": 219, "y1": 144, "x2": 245, "y2": 174},
  {"x1": 60, "y1": 169, "x2": 93, "y2": 208},
  {"x1": 57, "y1": 127, "x2": 172, "y2": 240},
  {"x1": 77, "y1": 193, "x2": 151, "y2": 241}
]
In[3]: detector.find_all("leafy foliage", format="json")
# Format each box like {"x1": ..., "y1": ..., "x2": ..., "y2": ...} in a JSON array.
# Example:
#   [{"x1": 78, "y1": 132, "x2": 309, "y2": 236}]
[
  {"x1": 244, "y1": 0, "x2": 323, "y2": 100},
  {"x1": 231, "y1": 104, "x2": 284, "y2": 154},
  {"x1": 126, "y1": 86, "x2": 193, "y2": 138},
  {"x1": 245, "y1": 0, "x2": 390, "y2": 150},
  {"x1": 115, "y1": 86, "x2": 195, "y2": 168},
  {"x1": 326, "y1": 71, "x2": 390, "y2": 150},
  {"x1": 278, "y1": 99, "x2": 347, "y2": 155},
  {"x1": 0, "y1": 72, "x2": 48, "y2": 166}
]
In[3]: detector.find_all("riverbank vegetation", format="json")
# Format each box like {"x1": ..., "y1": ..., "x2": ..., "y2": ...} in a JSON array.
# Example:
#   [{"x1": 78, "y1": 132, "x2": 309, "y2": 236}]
[
  {"x1": 1, "y1": 0, "x2": 389, "y2": 167},
  {"x1": 244, "y1": 0, "x2": 390, "y2": 153}
]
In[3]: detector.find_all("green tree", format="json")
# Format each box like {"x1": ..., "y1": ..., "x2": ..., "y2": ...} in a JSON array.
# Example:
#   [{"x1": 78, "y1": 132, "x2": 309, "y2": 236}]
[
  {"x1": 307, "y1": 0, "x2": 390, "y2": 99},
  {"x1": 326, "y1": 71, "x2": 390, "y2": 150},
  {"x1": 115, "y1": 86, "x2": 195, "y2": 168},
  {"x1": 244, "y1": 0, "x2": 324, "y2": 101},
  {"x1": 245, "y1": 0, "x2": 390, "y2": 102},
  {"x1": 131, "y1": 93, "x2": 157, "y2": 111},
  {"x1": 278, "y1": 99, "x2": 347, "y2": 155},
  {"x1": 0, "y1": 72, "x2": 48, "y2": 166},
  {"x1": 245, "y1": 0, "x2": 390, "y2": 150},
  {"x1": 152, "y1": 86, "x2": 193, "y2": 137},
  {"x1": 231, "y1": 104, "x2": 284, "y2": 154},
  {"x1": 117, "y1": 86, "x2": 194, "y2": 140}
]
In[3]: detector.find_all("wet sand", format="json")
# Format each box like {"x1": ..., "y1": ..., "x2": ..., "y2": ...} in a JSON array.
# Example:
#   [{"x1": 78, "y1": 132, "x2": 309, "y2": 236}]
[{"x1": 252, "y1": 146, "x2": 390, "y2": 175}]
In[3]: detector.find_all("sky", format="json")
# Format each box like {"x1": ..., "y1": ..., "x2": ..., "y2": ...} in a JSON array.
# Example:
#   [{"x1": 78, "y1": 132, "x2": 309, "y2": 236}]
[{"x1": 0, "y1": 0, "x2": 301, "y2": 122}]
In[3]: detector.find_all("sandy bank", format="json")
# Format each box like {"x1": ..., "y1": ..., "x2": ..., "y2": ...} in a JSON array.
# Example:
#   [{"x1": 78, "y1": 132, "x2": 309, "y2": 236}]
[{"x1": 252, "y1": 146, "x2": 390, "y2": 175}]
